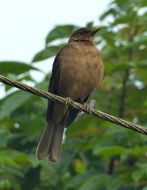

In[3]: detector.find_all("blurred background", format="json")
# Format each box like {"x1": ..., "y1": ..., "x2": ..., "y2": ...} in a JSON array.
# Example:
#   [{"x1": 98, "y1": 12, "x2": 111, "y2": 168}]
[{"x1": 0, "y1": 0, "x2": 147, "y2": 189}]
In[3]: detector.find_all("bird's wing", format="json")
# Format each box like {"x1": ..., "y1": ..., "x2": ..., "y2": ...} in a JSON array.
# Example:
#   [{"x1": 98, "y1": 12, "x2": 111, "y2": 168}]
[
  {"x1": 37, "y1": 49, "x2": 65, "y2": 161},
  {"x1": 46, "y1": 52, "x2": 61, "y2": 122}
]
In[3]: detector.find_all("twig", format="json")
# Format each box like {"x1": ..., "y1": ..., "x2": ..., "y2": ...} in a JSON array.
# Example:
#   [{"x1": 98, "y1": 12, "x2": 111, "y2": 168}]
[
  {"x1": 0, "y1": 74, "x2": 147, "y2": 135},
  {"x1": 119, "y1": 70, "x2": 129, "y2": 118}
]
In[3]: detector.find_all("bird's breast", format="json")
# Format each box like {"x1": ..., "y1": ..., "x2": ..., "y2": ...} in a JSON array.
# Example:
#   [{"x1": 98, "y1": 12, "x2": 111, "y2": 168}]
[{"x1": 58, "y1": 42, "x2": 103, "y2": 100}]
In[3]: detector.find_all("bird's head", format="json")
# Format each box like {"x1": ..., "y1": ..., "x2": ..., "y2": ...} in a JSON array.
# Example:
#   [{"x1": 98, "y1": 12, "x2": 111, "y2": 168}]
[{"x1": 69, "y1": 27, "x2": 101, "y2": 42}]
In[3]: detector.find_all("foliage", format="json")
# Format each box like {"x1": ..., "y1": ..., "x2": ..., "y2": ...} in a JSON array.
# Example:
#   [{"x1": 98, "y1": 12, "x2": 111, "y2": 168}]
[{"x1": 0, "y1": 0, "x2": 147, "y2": 189}]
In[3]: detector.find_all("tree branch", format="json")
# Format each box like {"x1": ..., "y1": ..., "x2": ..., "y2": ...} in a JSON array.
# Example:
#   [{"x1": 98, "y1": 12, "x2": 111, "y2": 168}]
[
  {"x1": 0, "y1": 74, "x2": 146, "y2": 135},
  {"x1": 119, "y1": 70, "x2": 129, "y2": 118}
]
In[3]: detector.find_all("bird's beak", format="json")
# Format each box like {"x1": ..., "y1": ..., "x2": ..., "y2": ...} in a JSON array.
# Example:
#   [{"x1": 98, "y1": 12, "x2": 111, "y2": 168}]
[{"x1": 90, "y1": 27, "x2": 102, "y2": 36}]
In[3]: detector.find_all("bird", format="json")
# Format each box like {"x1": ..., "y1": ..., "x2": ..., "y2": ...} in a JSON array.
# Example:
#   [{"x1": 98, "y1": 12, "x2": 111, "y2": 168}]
[{"x1": 36, "y1": 27, "x2": 104, "y2": 163}]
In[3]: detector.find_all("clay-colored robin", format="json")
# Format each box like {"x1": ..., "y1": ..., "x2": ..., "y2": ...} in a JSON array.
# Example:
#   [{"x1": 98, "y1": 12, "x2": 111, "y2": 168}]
[{"x1": 36, "y1": 27, "x2": 104, "y2": 162}]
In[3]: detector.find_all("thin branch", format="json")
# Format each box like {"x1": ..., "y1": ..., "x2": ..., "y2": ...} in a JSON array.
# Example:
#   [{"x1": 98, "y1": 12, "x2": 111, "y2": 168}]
[
  {"x1": 119, "y1": 70, "x2": 129, "y2": 118},
  {"x1": 0, "y1": 74, "x2": 147, "y2": 135}
]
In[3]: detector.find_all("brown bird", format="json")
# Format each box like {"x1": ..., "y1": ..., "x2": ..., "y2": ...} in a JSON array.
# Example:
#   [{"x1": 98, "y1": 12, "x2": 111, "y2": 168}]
[{"x1": 36, "y1": 27, "x2": 104, "y2": 162}]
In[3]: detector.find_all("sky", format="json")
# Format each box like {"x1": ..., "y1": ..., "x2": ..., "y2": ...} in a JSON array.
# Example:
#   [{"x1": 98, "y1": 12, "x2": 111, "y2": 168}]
[
  {"x1": 0, "y1": 0, "x2": 111, "y2": 96},
  {"x1": 0, "y1": 0, "x2": 110, "y2": 63}
]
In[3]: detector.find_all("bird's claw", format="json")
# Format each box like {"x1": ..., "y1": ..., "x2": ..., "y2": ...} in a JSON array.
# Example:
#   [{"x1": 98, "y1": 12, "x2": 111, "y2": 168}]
[
  {"x1": 64, "y1": 97, "x2": 73, "y2": 113},
  {"x1": 65, "y1": 97, "x2": 73, "y2": 105},
  {"x1": 84, "y1": 103, "x2": 92, "y2": 115}
]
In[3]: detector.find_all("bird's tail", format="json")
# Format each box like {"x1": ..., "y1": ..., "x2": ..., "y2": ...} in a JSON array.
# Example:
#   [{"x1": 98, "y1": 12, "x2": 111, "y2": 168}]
[{"x1": 36, "y1": 122, "x2": 65, "y2": 162}]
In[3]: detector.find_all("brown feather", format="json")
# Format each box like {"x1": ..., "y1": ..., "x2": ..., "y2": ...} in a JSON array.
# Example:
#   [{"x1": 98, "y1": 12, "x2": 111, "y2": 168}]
[{"x1": 36, "y1": 27, "x2": 104, "y2": 162}]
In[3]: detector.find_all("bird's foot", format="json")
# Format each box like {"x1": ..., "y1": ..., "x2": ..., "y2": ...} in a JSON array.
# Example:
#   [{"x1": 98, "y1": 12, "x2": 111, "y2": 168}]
[
  {"x1": 65, "y1": 97, "x2": 73, "y2": 105},
  {"x1": 84, "y1": 103, "x2": 92, "y2": 115},
  {"x1": 64, "y1": 97, "x2": 73, "y2": 113}
]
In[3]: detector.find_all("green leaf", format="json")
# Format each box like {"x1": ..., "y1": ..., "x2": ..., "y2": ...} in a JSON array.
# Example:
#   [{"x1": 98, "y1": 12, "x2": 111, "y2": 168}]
[
  {"x1": 105, "y1": 62, "x2": 133, "y2": 75},
  {"x1": 142, "y1": 187, "x2": 147, "y2": 190},
  {"x1": 0, "y1": 91, "x2": 32, "y2": 120},
  {"x1": 55, "y1": 150, "x2": 77, "y2": 175},
  {"x1": 0, "y1": 129, "x2": 10, "y2": 148},
  {"x1": 94, "y1": 145, "x2": 126, "y2": 157},
  {"x1": 0, "y1": 61, "x2": 39, "y2": 74},
  {"x1": 127, "y1": 146, "x2": 147, "y2": 156},
  {"x1": 100, "y1": 8, "x2": 117, "y2": 20},
  {"x1": 0, "y1": 179, "x2": 12, "y2": 189},
  {"x1": 80, "y1": 175, "x2": 99, "y2": 190},
  {"x1": 105, "y1": 124, "x2": 127, "y2": 135},
  {"x1": 80, "y1": 174, "x2": 110, "y2": 190},
  {"x1": 46, "y1": 24, "x2": 78, "y2": 44},
  {"x1": 32, "y1": 45, "x2": 64, "y2": 62},
  {"x1": 132, "y1": 169, "x2": 144, "y2": 182},
  {"x1": 125, "y1": 35, "x2": 147, "y2": 49},
  {"x1": 69, "y1": 172, "x2": 97, "y2": 187},
  {"x1": 26, "y1": 154, "x2": 40, "y2": 168},
  {"x1": 0, "y1": 156, "x2": 20, "y2": 169}
]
